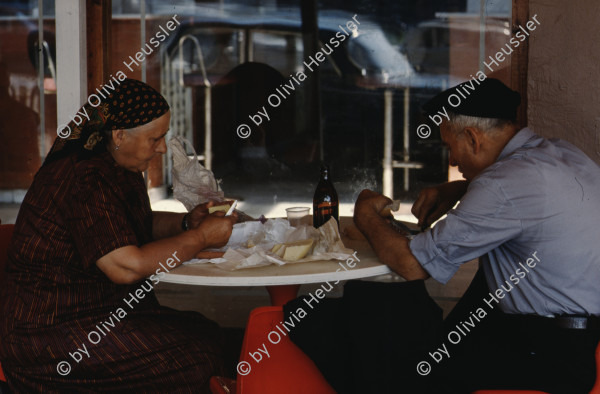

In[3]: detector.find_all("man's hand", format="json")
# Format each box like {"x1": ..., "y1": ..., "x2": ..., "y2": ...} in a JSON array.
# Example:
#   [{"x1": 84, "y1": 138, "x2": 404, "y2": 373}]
[
  {"x1": 193, "y1": 212, "x2": 237, "y2": 249},
  {"x1": 354, "y1": 189, "x2": 393, "y2": 220},
  {"x1": 353, "y1": 189, "x2": 393, "y2": 240},
  {"x1": 352, "y1": 189, "x2": 429, "y2": 281},
  {"x1": 411, "y1": 180, "x2": 468, "y2": 229}
]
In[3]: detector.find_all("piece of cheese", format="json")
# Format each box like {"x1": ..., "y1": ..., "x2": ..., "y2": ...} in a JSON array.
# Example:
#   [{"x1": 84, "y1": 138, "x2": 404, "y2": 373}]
[
  {"x1": 208, "y1": 204, "x2": 231, "y2": 214},
  {"x1": 271, "y1": 243, "x2": 286, "y2": 257},
  {"x1": 282, "y1": 239, "x2": 314, "y2": 261}
]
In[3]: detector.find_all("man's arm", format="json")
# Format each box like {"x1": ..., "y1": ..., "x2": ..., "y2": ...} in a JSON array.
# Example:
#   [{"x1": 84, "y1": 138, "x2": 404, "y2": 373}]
[{"x1": 354, "y1": 190, "x2": 429, "y2": 281}]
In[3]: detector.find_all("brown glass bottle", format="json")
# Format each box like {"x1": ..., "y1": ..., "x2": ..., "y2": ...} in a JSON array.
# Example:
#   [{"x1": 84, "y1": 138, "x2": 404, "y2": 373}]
[{"x1": 313, "y1": 164, "x2": 339, "y2": 228}]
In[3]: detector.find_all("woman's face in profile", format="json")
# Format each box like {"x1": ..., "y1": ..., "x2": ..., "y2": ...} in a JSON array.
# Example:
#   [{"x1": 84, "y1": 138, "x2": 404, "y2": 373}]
[{"x1": 112, "y1": 111, "x2": 170, "y2": 172}]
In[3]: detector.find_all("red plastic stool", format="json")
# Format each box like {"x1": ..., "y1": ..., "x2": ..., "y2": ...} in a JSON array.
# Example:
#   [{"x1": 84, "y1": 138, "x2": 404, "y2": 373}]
[
  {"x1": 235, "y1": 306, "x2": 335, "y2": 394},
  {"x1": 592, "y1": 340, "x2": 600, "y2": 394}
]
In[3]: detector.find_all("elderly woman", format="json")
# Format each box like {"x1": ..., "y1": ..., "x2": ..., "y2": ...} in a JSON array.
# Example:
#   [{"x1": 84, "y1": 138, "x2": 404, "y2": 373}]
[{"x1": 0, "y1": 79, "x2": 236, "y2": 392}]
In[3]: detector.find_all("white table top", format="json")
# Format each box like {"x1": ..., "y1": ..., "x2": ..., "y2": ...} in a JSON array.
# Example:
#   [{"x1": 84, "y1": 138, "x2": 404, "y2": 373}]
[{"x1": 161, "y1": 217, "x2": 393, "y2": 287}]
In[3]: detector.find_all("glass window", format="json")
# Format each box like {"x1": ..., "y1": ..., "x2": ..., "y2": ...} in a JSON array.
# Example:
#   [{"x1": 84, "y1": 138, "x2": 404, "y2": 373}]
[
  {"x1": 2, "y1": 0, "x2": 512, "y2": 213},
  {"x1": 252, "y1": 31, "x2": 305, "y2": 76},
  {"x1": 119, "y1": 0, "x2": 513, "y2": 214},
  {"x1": 0, "y1": 0, "x2": 56, "y2": 199}
]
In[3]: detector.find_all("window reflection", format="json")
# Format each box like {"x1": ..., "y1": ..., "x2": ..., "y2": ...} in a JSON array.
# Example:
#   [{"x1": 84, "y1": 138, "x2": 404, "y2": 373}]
[{"x1": 0, "y1": 0, "x2": 512, "y2": 207}]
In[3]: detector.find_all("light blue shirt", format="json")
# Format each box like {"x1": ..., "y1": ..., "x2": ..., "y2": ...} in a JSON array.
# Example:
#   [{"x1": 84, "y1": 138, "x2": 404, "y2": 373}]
[{"x1": 410, "y1": 128, "x2": 600, "y2": 315}]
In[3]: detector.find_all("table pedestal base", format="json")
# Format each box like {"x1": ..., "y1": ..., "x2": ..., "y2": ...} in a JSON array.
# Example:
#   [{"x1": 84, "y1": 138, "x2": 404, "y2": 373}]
[{"x1": 266, "y1": 284, "x2": 301, "y2": 306}]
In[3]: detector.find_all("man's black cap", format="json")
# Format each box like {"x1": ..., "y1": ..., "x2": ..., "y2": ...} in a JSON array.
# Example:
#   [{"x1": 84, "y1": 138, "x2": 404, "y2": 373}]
[{"x1": 422, "y1": 78, "x2": 521, "y2": 121}]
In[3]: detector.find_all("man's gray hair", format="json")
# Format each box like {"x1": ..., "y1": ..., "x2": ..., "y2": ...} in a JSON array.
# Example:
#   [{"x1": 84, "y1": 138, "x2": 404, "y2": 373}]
[{"x1": 447, "y1": 111, "x2": 513, "y2": 134}]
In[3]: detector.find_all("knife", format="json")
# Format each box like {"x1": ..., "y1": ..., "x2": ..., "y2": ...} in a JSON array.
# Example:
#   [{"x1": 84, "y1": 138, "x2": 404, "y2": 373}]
[{"x1": 380, "y1": 200, "x2": 421, "y2": 235}]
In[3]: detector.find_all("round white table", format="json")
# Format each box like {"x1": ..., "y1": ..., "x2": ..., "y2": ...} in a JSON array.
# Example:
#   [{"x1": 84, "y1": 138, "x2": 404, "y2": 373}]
[{"x1": 161, "y1": 217, "x2": 393, "y2": 305}]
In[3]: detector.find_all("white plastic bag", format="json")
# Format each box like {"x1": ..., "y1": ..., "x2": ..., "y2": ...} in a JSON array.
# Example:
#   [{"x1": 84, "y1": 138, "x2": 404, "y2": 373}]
[{"x1": 169, "y1": 136, "x2": 224, "y2": 211}]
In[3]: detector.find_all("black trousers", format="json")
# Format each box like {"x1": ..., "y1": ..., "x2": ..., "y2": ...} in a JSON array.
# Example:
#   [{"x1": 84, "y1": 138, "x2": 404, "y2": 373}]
[
  {"x1": 285, "y1": 272, "x2": 600, "y2": 394},
  {"x1": 434, "y1": 269, "x2": 599, "y2": 394}
]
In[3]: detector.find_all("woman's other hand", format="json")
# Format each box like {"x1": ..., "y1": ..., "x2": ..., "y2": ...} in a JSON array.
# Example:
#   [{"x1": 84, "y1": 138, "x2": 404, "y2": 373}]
[{"x1": 195, "y1": 251, "x2": 225, "y2": 259}]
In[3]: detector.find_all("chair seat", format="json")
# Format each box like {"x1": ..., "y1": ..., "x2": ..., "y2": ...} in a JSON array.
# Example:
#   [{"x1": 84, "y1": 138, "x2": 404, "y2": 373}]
[{"x1": 236, "y1": 306, "x2": 335, "y2": 394}]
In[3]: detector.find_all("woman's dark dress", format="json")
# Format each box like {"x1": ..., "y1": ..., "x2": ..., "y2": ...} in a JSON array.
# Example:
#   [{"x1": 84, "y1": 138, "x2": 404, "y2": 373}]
[{"x1": 0, "y1": 151, "x2": 224, "y2": 393}]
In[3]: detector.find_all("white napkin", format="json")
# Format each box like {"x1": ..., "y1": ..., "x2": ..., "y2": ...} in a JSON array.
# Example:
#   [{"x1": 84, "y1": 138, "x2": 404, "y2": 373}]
[{"x1": 184, "y1": 218, "x2": 354, "y2": 270}]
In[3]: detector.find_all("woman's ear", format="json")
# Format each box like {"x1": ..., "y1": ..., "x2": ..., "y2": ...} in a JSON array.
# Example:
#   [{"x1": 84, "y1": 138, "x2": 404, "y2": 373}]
[{"x1": 111, "y1": 129, "x2": 125, "y2": 147}]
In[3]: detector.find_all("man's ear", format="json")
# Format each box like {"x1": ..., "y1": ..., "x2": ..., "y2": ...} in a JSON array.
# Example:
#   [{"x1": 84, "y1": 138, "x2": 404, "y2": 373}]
[{"x1": 462, "y1": 127, "x2": 482, "y2": 155}]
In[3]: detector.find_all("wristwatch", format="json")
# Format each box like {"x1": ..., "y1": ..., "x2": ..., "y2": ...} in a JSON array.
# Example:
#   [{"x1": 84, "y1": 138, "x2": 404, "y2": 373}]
[{"x1": 181, "y1": 213, "x2": 190, "y2": 231}]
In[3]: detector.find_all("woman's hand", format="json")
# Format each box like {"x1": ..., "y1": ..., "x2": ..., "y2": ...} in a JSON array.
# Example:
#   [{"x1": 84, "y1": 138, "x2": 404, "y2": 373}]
[
  {"x1": 411, "y1": 180, "x2": 468, "y2": 229},
  {"x1": 186, "y1": 200, "x2": 220, "y2": 229},
  {"x1": 193, "y1": 212, "x2": 237, "y2": 249}
]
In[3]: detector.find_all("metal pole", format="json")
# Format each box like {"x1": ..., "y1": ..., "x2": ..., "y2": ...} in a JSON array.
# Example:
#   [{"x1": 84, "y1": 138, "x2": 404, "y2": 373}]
[
  {"x1": 403, "y1": 87, "x2": 410, "y2": 191},
  {"x1": 176, "y1": 35, "x2": 212, "y2": 168},
  {"x1": 300, "y1": 0, "x2": 322, "y2": 161},
  {"x1": 141, "y1": 0, "x2": 146, "y2": 82},
  {"x1": 204, "y1": 85, "x2": 212, "y2": 170},
  {"x1": 141, "y1": 0, "x2": 148, "y2": 185},
  {"x1": 479, "y1": 0, "x2": 486, "y2": 71},
  {"x1": 383, "y1": 89, "x2": 393, "y2": 198}
]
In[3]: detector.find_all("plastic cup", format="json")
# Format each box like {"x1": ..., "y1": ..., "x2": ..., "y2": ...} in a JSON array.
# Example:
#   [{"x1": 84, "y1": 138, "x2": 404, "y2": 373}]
[{"x1": 286, "y1": 207, "x2": 311, "y2": 227}]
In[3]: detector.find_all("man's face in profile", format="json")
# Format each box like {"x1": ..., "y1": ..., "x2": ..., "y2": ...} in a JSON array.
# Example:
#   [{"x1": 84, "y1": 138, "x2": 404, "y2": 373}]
[{"x1": 440, "y1": 121, "x2": 480, "y2": 182}]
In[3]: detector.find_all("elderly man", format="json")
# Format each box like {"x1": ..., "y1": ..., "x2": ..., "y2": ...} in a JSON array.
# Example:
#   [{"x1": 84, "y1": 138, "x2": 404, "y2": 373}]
[{"x1": 352, "y1": 78, "x2": 600, "y2": 393}]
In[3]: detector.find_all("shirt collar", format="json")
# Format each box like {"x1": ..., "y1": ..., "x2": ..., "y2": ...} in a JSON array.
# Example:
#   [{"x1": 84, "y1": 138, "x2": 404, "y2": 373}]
[{"x1": 497, "y1": 127, "x2": 536, "y2": 161}]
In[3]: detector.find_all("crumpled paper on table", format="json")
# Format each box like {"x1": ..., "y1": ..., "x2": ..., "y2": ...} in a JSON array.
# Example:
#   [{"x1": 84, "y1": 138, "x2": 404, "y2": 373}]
[{"x1": 184, "y1": 217, "x2": 354, "y2": 270}]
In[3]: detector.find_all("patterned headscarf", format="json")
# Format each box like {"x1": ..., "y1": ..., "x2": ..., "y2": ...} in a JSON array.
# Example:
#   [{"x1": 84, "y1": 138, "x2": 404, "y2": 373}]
[{"x1": 45, "y1": 78, "x2": 169, "y2": 165}]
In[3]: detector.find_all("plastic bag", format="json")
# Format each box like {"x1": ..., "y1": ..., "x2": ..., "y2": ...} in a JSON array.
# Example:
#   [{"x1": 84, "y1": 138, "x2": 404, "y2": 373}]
[{"x1": 169, "y1": 136, "x2": 224, "y2": 211}]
